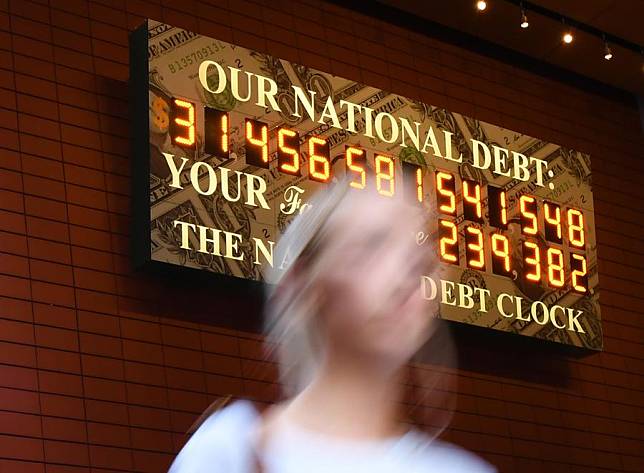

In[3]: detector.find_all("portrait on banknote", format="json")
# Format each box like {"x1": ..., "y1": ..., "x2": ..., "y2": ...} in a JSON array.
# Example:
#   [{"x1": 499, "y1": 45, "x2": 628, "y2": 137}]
[{"x1": 130, "y1": 20, "x2": 602, "y2": 350}]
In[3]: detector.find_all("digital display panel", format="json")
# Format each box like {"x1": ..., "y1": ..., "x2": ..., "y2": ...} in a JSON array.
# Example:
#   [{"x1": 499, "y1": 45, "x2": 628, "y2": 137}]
[{"x1": 131, "y1": 20, "x2": 601, "y2": 349}]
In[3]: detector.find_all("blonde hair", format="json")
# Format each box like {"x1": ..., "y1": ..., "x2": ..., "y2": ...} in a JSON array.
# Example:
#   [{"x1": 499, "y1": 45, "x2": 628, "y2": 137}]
[
  {"x1": 263, "y1": 177, "x2": 353, "y2": 396},
  {"x1": 263, "y1": 176, "x2": 456, "y2": 436}
]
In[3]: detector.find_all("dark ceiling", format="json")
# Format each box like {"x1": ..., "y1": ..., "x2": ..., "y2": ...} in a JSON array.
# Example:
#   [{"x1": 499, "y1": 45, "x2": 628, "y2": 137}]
[{"x1": 376, "y1": 0, "x2": 644, "y2": 98}]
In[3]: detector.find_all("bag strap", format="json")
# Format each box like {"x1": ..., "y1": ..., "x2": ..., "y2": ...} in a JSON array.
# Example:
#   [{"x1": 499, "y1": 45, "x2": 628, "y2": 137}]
[
  {"x1": 253, "y1": 451, "x2": 265, "y2": 473},
  {"x1": 186, "y1": 395, "x2": 232, "y2": 435}
]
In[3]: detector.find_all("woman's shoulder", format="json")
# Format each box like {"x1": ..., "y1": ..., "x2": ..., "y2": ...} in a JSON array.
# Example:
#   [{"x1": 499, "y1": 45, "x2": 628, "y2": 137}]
[
  {"x1": 186, "y1": 399, "x2": 259, "y2": 444},
  {"x1": 168, "y1": 400, "x2": 259, "y2": 472},
  {"x1": 411, "y1": 435, "x2": 496, "y2": 472}
]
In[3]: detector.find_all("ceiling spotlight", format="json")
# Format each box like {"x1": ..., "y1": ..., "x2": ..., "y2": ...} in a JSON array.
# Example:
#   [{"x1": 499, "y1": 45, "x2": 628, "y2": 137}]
[
  {"x1": 476, "y1": 1, "x2": 487, "y2": 11},
  {"x1": 603, "y1": 37, "x2": 613, "y2": 60},
  {"x1": 520, "y1": 9, "x2": 529, "y2": 29},
  {"x1": 561, "y1": 18, "x2": 573, "y2": 44}
]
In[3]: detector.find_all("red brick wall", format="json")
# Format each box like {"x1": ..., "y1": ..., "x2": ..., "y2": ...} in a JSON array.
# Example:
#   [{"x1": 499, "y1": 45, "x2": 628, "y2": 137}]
[{"x1": 1, "y1": 0, "x2": 643, "y2": 472}]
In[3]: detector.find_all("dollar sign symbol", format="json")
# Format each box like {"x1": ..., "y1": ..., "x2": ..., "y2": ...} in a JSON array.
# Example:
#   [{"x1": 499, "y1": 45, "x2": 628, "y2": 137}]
[{"x1": 151, "y1": 96, "x2": 169, "y2": 133}]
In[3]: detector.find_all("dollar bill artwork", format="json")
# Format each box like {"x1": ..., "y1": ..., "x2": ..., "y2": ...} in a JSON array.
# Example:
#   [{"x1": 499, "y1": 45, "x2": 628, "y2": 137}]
[{"x1": 131, "y1": 20, "x2": 601, "y2": 350}]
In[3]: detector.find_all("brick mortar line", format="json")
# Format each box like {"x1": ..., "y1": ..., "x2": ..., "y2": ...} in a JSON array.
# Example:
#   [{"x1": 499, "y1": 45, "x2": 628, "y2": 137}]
[
  {"x1": 7, "y1": 1, "x2": 643, "y2": 114},
  {"x1": 1, "y1": 110, "x2": 643, "y2": 184},
  {"x1": 0, "y1": 405, "x2": 642, "y2": 462},
  {"x1": 0, "y1": 41, "x2": 641, "y2": 147},
  {"x1": 2, "y1": 6, "x2": 52, "y2": 468},
  {"x1": 2, "y1": 343, "x2": 642, "y2": 400},
  {"x1": 3, "y1": 172, "x2": 644, "y2": 239},
  {"x1": 2, "y1": 252, "x2": 644, "y2": 307},
  {"x1": 38, "y1": 0, "x2": 93, "y2": 464},
  {"x1": 1, "y1": 343, "x2": 643, "y2": 408},
  {"x1": 0, "y1": 79, "x2": 640, "y2": 163}
]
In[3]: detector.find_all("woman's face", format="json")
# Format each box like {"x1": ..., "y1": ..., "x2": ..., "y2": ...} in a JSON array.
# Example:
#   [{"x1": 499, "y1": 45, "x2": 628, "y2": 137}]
[{"x1": 312, "y1": 190, "x2": 437, "y2": 370}]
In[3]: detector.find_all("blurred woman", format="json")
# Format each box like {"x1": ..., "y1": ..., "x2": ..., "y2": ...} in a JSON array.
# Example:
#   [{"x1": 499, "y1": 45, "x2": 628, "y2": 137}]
[{"x1": 169, "y1": 176, "x2": 495, "y2": 472}]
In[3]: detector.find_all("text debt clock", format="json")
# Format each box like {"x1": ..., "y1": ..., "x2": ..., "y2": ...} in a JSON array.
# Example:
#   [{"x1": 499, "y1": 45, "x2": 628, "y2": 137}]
[{"x1": 130, "y1": 20, "x2": 602, "y2": 350}]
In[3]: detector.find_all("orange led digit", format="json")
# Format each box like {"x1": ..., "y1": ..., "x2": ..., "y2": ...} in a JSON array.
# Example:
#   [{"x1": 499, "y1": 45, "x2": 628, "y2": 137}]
[
  {"x1": 346, "y1": 146, "x2": 366, "y2": 189},
  {"x1": 488, "y1": 186, "x2": 508, "y2": 228},
  {"x1": 245, "y1": 118, "x2": 269, "y2": 168},
  {"x1": 375, "y1": 155, "x2": 395, "y2": 197},
  {"x1": 415, "y1": 167, "x2": 423, "y2": 203},
  {"x1": 523, "y1": 241, "x2": 541, "y2": 283},
  {"x1": 544, "y1": 202, "x2": 562, "y2": 243},
  {"x1": 171, "y1": 98, "x2": 196, "y2": 148},
  {"x1": 438, "y1": 219, "x2": 458, "y2": 264},
  {"x1": 546, "y1": 247, "x2": 565, "y2": 288},
  {"x1": 402, "y1": 162, "x2": 423, "y2": 203},
  {"x1": 277, "y1": 128, "x2": 300, "y2": 175},
  {"x1": 519, "y1": 195, "x2": 538, "y2": 235},
  {"x1": 221, "y1": 114, "x2": 228, "y2": 153},
  {"x1": 570, "y1": 253, "x2": 588, "y2": 293},
  {"x1": 490, "y1": 233, "x2": 511, "y2": 276},
  {"x1": 436, "y1": 171, "x2": 456, "y2": 215},
  {"x1": 500, "y1": 190, "x2": 507, "y2": 225},
  {"x1": 308, "y1": 136, "x2": 331, "y2": 182},
  {"x1": 462, "y1": 180, "x2": 482, "y2": 222},
  {"x1": 465, "y1": 227, "x2": 485, "y2": 270},
  {"x1": 567, "y1": 208, "x2": 585, "y2": 248},
  {"x1": 204, "y1": 108, "x2": 229, "y2": 157}
]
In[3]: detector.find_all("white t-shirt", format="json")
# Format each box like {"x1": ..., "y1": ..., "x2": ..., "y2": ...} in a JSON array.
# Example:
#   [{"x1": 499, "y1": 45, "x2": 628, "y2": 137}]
[{"x1": 169, "y1": 401, "x2": 495, "y2": 473}]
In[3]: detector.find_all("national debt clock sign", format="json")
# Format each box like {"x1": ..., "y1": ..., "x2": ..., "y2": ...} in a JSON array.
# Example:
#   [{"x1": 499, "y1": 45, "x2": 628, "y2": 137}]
[{"x1": 129, "y1": 20, "x2": 602, "y2": 350}]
